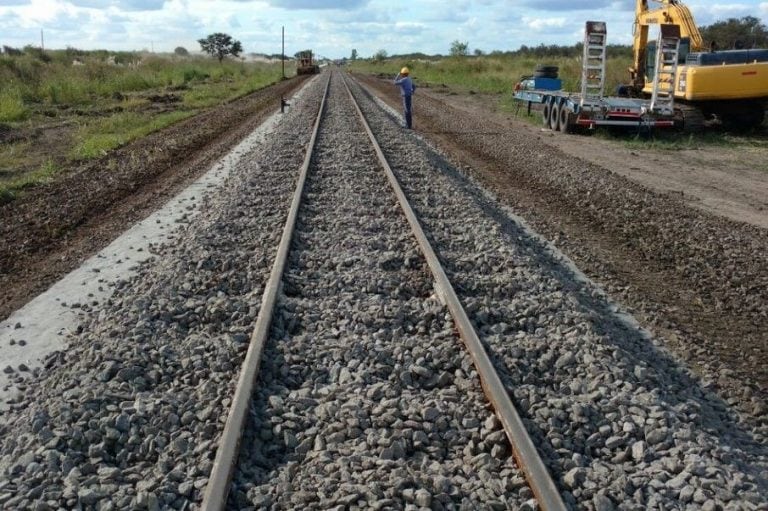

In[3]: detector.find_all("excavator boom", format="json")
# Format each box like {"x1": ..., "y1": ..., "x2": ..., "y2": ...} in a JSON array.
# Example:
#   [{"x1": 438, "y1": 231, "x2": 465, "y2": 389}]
[{"x1": 631, "y1": 0, "x2": 702, "y2": 89}]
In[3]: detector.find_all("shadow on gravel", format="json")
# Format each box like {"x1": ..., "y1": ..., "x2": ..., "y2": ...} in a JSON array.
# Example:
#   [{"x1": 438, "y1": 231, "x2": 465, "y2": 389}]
[{"x1": 350, "y1": 80, "x2": 768, "y2": 494}]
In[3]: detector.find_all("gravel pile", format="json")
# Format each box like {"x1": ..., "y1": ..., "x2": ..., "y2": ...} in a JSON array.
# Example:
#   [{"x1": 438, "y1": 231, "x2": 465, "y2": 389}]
[
  {"x1": 0, "y1": 78, "x2": 324, "y2": 509},
  {"x1": 229, "y1": 73, "x2": 530, "y2": 510},
  {"x1": 348, "y1": 77, "x2": 768, "y2": 510}
]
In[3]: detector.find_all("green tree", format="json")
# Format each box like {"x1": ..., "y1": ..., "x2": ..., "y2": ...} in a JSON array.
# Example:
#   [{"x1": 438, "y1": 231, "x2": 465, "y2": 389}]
[
  {"x1": 350, "y1": 48, "x2": 358, "y2": 60},
  {"x1": 450, "y1": 40, "x2": 468, "y2": 57},
  {"x1": 373, "y1": 49, "x2": 388, "y2": 62},
  {"x1": 198, "y1": 33, "x2": 243, "y2": 63},
  {"x1": 473, "y1": 48, "x2": 484, "y2": 56},
  {"x1": 699, "y1": 16, "x2": 768, "y2": 49},
  {"x1": 174, "y1": 46, "x2": 189, "y2": 57}
]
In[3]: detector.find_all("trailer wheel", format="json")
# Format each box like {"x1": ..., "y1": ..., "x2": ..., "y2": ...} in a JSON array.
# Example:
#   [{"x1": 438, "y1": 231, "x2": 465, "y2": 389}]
[
  {"x1": 558, "y1": 104, "x2": 574, "y2": 133},
  {"x1": 550, "y1": 101, "x2": 561, "y2": 131},
  {"x1": 542, "y1": 100, "x2": 552, "y2": 127}
]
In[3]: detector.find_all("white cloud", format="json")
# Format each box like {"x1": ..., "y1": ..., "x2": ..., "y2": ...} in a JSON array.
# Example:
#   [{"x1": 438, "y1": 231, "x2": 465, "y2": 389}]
[
  {"x1": 266, "y1": 0, "x2": 368, "y2": 9},
  {"x1": 709, "y1": 3, "x2": 754, "y2": 16},
  {"x1": 69, "y1": 0, "x2": 165, "y2": 10},
  {"x1": 523, "y1": 16, "x2": 567, "y2": 30},
  {"x1": 522, "y1": 0, "x2": 617, "y2": 11}
]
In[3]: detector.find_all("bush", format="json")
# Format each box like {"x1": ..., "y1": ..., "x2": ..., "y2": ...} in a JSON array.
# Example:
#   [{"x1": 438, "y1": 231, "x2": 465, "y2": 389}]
[
  {"x1": 0, "y1": 88, "x2": 28, "y2": 121},
  {"x1": 182, "y1": 68, "x2": 210, "y2": 83}
]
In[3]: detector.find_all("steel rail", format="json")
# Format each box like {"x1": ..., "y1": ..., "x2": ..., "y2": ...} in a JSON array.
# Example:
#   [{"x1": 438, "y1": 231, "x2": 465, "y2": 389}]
[
  {"x1": 200, "y1": 73, "x2": 331, "y2": 511},
  {"x1": 340, "y1": 73, "x2": 568, "y2": 511}
]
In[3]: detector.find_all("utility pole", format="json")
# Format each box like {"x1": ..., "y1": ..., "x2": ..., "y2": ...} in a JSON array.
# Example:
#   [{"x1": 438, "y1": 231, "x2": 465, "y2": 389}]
[
  {"x1": 281, "y1": 26, "x2": 285, "y2": 79},
  {"x1": 41, "y1": 29, "x2": 44, "y2": 51}
]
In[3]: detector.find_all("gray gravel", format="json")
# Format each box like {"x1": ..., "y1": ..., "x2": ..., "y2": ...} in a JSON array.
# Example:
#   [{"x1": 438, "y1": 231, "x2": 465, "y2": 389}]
[
  {"x1": 229, "y1": 72, "x2": 528, "y2": 510},
  {"x1": 0, "y1": 78, "x2": 324, "y2": 509},
  {"x1": 0, "y1": 66, "x2": 765, "y2": 511},
  {"x1": 347, "y1": 76, "x2": 768, "y2": 509}
]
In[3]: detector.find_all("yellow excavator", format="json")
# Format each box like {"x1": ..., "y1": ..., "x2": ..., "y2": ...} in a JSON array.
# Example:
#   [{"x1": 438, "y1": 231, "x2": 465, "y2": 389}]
[{"x1": 629, "y1": 0, "x2": 768, "y2": 130}]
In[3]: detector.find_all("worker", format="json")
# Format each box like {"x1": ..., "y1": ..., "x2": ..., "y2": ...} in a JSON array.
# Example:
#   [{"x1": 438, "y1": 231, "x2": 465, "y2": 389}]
[{"x1": 393, "y1": 66, "x2": 415, "y2": 129}]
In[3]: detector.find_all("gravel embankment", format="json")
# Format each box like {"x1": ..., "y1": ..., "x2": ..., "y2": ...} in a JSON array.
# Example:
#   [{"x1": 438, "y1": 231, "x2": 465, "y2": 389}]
[
  {"x1": 348, "y1": 76, "x2": 768, "y2": 510},
  {"x1": 0, "y1": 77, "x2": 323, "y2": 510},
  {"x1": 229, "y1": 73, "x2": 530, "y2": 510},
  {"x1": 357, "y1": 74, "x2": 768, "y2": 415}
]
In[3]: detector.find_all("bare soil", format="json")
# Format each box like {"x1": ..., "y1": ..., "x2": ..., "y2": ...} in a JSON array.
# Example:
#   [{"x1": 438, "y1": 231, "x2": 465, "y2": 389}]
[
  {"x1": 357, "y1": 73, "x2": 767, "y2": 412},
  {"x1": 0, "y1": 77, "x2": 308, "y2": 320},
  {"x1": 450, "y1": 91, "x2": 768, "y2": 229}
]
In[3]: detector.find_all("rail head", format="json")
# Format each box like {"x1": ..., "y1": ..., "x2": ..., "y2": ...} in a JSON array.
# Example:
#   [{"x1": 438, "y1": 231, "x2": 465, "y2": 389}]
[
  {"x1": 200, "y1": 73, "x2": 332, "y2": 511},
  {"x1": 340, "y1": 72, "x2": 567, "y2": 511}
]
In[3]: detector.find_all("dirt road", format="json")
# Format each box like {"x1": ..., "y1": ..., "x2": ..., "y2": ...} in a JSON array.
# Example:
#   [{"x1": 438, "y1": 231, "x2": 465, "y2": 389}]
[{"x1": 443, "y1": 91, "x2": 768, "y2": 229}]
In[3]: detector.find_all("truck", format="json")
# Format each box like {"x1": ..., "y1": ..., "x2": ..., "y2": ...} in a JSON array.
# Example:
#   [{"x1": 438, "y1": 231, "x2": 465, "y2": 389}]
[
  {"x1": 630, "y1": 0, "x2": 768, "y2": 130},
  {"x1": 514, "y1": 21, "x2": 679, "y2": 133}
]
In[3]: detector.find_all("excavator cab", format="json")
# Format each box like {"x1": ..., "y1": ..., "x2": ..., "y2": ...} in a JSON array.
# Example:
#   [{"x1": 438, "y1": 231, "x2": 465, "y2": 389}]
[{"x1": 645, "y1": 36, "x2": 690, "y2": 83}]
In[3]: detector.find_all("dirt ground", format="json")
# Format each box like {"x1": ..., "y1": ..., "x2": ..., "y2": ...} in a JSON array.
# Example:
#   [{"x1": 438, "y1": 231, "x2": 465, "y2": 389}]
[
  {"x1": 435, "y1": 91, "x2": 768, "y2": 229},
  {"x1": 0, "y1": 76, "x2": 309, "y2": 320}
]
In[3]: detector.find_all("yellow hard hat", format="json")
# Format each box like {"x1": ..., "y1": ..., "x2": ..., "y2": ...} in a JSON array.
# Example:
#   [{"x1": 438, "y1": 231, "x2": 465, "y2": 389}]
[{"x1": 400, "y1": 66, "x2": 410, "y2": 75}]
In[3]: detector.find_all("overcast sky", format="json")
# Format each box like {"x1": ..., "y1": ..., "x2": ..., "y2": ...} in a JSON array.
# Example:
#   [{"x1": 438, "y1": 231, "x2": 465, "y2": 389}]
[{"x1": 1, "y1": 0, "x2": 767, "y2": 58}]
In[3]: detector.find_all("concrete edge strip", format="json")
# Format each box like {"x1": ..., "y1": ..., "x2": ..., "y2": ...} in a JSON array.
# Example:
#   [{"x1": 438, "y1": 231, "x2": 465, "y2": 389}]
[
  {"x1": 200, "y1": 74, "x2": 332, "y2": 510},
  {"x1": 342, "y1": 72, "x2": 568, "y2": 511}
]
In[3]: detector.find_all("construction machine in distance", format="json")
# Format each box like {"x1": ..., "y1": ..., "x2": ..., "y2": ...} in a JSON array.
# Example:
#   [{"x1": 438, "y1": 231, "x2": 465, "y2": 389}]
[
  {"x1": 296, "y1": 50, "x2": 320, "y2": 75},
  {"x1": 629, "y1": 0, "x2": 768, "y2": 130}
]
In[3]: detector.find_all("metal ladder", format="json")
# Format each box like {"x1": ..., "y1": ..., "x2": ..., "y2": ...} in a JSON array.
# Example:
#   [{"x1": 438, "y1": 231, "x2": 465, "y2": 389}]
[
  {"x1": 650, "y1": 24, "x2": 681, "y2": 115},
  {"x1": 580, "y1": 21, "x2": 607, "y2": 108}
]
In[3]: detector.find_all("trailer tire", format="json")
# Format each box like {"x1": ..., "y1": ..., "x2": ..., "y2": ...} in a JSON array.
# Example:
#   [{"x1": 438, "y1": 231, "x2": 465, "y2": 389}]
[
  {"x1": 550, "y1": 101, "x2": 561, "y2": 131},
  {"x1": 542, "y1": 100, "x2": 552, "y2": 127},
  {"x1": 558, "y1": 104, "x2": 574, "y2": 133}
]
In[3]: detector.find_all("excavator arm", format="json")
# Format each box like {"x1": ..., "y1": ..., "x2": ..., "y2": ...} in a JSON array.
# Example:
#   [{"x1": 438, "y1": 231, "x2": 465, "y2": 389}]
[{"x1": 630, "y1": 0, "x2": 703, "y2": 89}]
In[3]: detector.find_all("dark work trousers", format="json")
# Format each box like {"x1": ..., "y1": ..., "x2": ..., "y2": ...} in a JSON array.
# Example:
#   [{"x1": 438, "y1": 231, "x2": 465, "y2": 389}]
[{"x1": 402, "y1": 94, "x2": 412, "y2": 129}]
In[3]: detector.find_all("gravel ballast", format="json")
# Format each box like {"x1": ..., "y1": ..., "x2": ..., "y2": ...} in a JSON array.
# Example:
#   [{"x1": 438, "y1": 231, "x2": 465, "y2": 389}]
[
  {"x1": 0, "y1": 67, "x2": 765, "y2": 511},
  {"x1": 347, "y1": 75, "x2": 768, "y2": 509},
  {"x1": 229, "y1": 73, "x2": 529, "y2": 510},
  {"x1": 0, "y1": 77, "x2": 324, "y2": 510}
]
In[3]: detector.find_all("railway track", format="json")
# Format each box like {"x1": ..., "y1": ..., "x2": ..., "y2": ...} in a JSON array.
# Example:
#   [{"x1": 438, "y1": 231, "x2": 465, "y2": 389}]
[
  {"x1": 203, "y1": 71, "x2": 565, "y2": 509},
  {"x1": 0, "y1": 70, "x2": 765, "y2": 511}
]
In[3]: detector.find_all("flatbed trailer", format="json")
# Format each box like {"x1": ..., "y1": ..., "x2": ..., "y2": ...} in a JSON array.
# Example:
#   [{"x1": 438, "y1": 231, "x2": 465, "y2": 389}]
[
  {"x1": 514, "y1": 21, "x2": 679, "y2": 133},
  {"x1": 514, "y1": 88, "x2": 677, "y2": 131}
]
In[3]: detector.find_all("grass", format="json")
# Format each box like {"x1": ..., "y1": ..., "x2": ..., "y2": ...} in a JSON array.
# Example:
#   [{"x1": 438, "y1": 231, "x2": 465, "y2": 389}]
[
  {"x1": 0, "y1": 87, "x2": 28, "y2": 122},
  {"x1": 1, "y1": 53, "x2": 281, "y2": 107},
  {"x1": 350, "y1": 55, "x2": 630, "y2": 94},
  {"x1": 592, "y1": 127, "x2": 768, "y2": 150},
  {"x1": 354, "y1": 55, "x2": 766, "y2": 149},
  {"x1": 0, "y1": 158, "x2": 58, "y2": 203},
  {"x1": 0, "y1": 49, "x2": 286, "y2": 199},
  {"x1": 71, "y1": 110, "x2": 195, "y2": 159}
]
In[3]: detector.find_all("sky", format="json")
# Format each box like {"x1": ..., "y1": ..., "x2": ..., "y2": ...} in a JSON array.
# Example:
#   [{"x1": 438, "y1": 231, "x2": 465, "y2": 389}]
[{"x1": 1, "y1": 0, "x2": 768, "y2": 58}]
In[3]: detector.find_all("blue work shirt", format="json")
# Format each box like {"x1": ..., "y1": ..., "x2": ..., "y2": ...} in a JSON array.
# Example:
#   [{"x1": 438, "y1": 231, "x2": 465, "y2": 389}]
[{"x1": 394, "y1": 75, "x2": 414, "y2": 96}]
